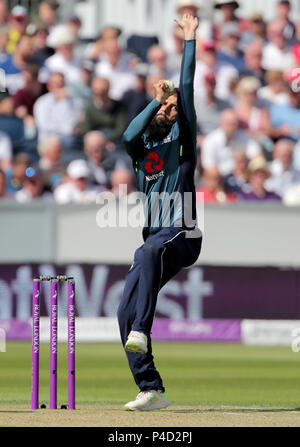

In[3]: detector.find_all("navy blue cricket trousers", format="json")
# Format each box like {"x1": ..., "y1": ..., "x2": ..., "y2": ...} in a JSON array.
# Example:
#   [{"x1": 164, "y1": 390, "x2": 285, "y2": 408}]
[{"x1": 117, "y1": 226, "x2": 202, "y2": 392}]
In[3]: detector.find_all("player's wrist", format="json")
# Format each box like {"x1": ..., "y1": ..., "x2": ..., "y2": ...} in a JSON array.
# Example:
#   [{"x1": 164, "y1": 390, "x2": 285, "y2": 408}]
[{"x1": 184, "y1": 32, "x2": 196, "y2": 40}]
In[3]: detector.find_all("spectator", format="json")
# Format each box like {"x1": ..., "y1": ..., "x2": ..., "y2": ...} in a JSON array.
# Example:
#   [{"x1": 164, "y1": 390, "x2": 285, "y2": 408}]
[
  {"x1": 270, "y1": 85, "x2": 300, "y2": 140},
  {"x1": 45, "y1": 25, "x2": 81, "y2": 85},
  {"x1": 54, "y1": 159, "x2": 99, "y2": 204},
  {"x1": 197, "y1": 167, "x2": 236, "y2": 204},
  {"x1": 234, "y1": 77, "x2": 272, "y2": 139},
  {"x1": 239, "y1": 13, "x2": 266, "y2": 50},
  {"x1": 194, "y1": 40, "x2": 238, "y2": 101},
  {"x1": 201, "y1": 109, "x2": 261, "y2": 176},
  {"x1": 0, "y1": 1, "x2": 7, "y2": 26},
  {"x1": 31, "y1": 23, "x2": 54, "y2": 65},
  {"x1": 5, "y1": 153, "x2": 30, "y2": 195},
  {"x1": 195, "y1": 71, "x2": 230, "y2": 140},
  {"x1": 89, "y1": 26, "x2": 122, "y2": 61},
  {"x1": 168, "y1": 26, "x2": 185, "y2": 74},
  {"x1": 110, "y1": 168, "x2": 135, "y2": 199},
  {"x1": 239, "y1": 156, "x2": 281, "y2": 201},
  {"x1": 38, "y1": 137, "x2": 66, "y2": 190},
  {"x1": 39, "y1": 0, "x2": 59, "y2": 30},
  {"x1": 13, "y1": 63, "x2": 47, "y2": 117},
  {"x1": 0, "y1": 130, "x2": 12, "y2": 170},
  {"x1": 84, "y1": 131, "x2": 115, "y2": 188},
  {"x1": 34, "y1": 72, "x2": 82, "y2": 147},
  {"x1": 266, "y1": 139, "x2": 300, "y2": 195},
  {"x1": 262, "y1": 19, "x2": 294, "y2": 71},
  {"x1": 224, "y1": 149, "x2": 249, "y2": 193},
  {"x1": 147, "y1": 45, "x2": 175, "y2": 79},
  {"x1": 258, "y1": 70, "x2": 289, "y2": 105},
  {"x1": 95, "y1": 38, "x2": 136, "y2": 100},
  {"x1": 82, "y1": 77, "x2": 126, "y2": 143},
  {"x1": 217, "y1": 22, "x2": 245, "y2": 72},
  {"x1": 240, "y1": 39, "x2": 266, "y2": 86},
  {"x1": 15, "y1": 167, "x2": 48, "y2": 203},
  {"x1": 0, "y1": 168, "x2": 8, "y2": 198},
  {"x1": 275, "y1": 0, "x2": 295, "y2": 42},
  {"x1": 6, "y1": 5, "x2": 29, "y2": 54},
  {"x1": 122, "y1": 64, "x2": 150, "y2": 126},
  {"x1": 214, "y1": 0, "x2": 240, "y2": 24},
  {"x1": 0, "y1": 35, "x2": 34, "y2": 94},
  {"x1": 67, "y1": 60, "x2": 93, "y2": 104}
]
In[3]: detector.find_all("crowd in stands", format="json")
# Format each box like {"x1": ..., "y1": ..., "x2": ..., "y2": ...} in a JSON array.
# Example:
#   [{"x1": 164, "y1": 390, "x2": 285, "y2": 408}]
[{"x1": 1, "y1": 0, "x2": 300, "y2": 206}]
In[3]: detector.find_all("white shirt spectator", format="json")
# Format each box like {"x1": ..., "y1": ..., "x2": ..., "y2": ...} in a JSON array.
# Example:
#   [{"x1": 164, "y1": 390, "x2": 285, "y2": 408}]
[
  {"x1": 283, "y1": 184, "x2": 300, "y2": 206},
  {"x1": 262, "y1": 43, "x2": 294, "y2": 71},
  {"x1": 95, "y1": 53, "x2": 136, "y2": 101},
  {"x1": 45, "y1": 53, "x2": 82, "y2": 85},
  {"x1": 202, "y1": 128, "x2": 261, "y2": 176},
  {"x1": 0, "y1": 131, "x2": 12, "y2": 169},
  {"x1": 34, "y1": 92, "x2": 82, "y2": 142},
  {"x1": 258, "y1": 86, "x2": 289, "y2": 106},
  {"x1": 194, "y1": 61, "x2": 238, "y2": 102},
  {"x1": 266, "y1": 159, "x2": 300, "y2": 196},
  {"x1": 54, "y1": 182, "x2": 99, "y2": 204}
]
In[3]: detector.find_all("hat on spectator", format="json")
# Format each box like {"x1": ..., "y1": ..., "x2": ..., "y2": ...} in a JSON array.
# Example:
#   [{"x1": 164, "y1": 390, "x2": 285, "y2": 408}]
[
  {"x1": 49, "y1": 25, "x2": 76, "y2": 47},
  {"x1": 177, "y1": 0, "x2": 200, "y2": 14},
  {"x1": 202, "y1": 41, "x2": 217, "y2": 51},
  {"x1": 67, "y1": 160, "x2": 90, "y2": 179},
  {"x1": 247, "y1": 157, "x2": 271, "y2": 179},
  {"x1": 214, "y1": 0, "x2": 239, "y2": 9},
  {"x1": 11, "y1": 5, "x2": 28, "y2": 18},
  {"x1": 221, "y1": 21, "x2": 240, "y2": 37}
]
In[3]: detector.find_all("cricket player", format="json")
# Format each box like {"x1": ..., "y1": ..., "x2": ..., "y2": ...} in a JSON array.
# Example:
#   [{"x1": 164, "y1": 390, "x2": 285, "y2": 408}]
[{"x1": 117, "y1": 14, "x2": 202, "y2": 411}]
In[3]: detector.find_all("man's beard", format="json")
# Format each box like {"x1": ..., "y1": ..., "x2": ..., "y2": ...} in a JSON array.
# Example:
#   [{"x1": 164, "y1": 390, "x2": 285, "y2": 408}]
[{"x1": 146, "y1": 116, "x2": 174, "y2": 142}]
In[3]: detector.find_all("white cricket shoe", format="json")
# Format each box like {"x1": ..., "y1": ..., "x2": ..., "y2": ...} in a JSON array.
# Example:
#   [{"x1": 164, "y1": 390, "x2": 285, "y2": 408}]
[
  {"x1": 125, "y1": 331, "x2": 148, "y2": 354},
  {"x1": 124, "y1": 390, "x2": 170, "y2": 411}
]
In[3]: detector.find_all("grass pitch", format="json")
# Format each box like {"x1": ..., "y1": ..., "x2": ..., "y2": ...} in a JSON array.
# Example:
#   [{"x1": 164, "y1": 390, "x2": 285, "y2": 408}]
[{"x1": 0, "y1": 341, "x2": 300, "y2": 426}]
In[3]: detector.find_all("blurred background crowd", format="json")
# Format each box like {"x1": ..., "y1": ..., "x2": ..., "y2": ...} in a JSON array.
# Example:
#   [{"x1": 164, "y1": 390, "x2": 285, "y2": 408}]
[{"x1": 1, "y1": 0, "x2": 300, "y2": 205}]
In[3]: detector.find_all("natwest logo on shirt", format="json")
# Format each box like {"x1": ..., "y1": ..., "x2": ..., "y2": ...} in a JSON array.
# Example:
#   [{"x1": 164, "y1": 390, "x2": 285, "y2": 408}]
[{"x1": 144, "y1": 152, "x2": 164, "y2": 173}]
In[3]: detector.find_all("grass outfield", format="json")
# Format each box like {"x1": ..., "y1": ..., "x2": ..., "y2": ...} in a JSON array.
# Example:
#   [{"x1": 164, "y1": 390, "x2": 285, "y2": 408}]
[{"x1": 1, "y1": 341, "x2": 300, "y2": 426}]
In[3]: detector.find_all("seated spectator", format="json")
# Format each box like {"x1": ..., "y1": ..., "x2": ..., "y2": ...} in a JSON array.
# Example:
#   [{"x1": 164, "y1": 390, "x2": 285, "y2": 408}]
[
  {"x1": 0, "y1": 168, "x2": 8, "y2": 198},
  {"x1": 0, "y1": 35, "x2": 34, "y2": 93},
  {"x1": 262, "y1": 19, "x2": 294, "y2": 71},
  {"x1": 5, "y1": 153, "x2": 30, "y2": 195},
  {"x1": 201, "y1": 109, "x2": 261, "y2": 176},
  {"x1": 194, "y1": 40, "x2": 238, "y2": 101},
  {"x1": 239, "y1": 13, "x2": 266, "y2": 50},
  {"x1": 197, "y1": 167, "x2": 236, "y2": 204},
  {"x1": 31, "y1": 23, "x2": 54, "y2": 65},
  {"x1": 275, "y1": 0, "x2": 295, "y2": 42},
  {"x1": 15, "y1": 167, "x2": 49, "y2": 203},
  {"x1": 147, "y1": 45, "x2": 175, "y2": 80},
  {"x1": 0, "y1": 130, "x2": 12, "y2": 170},
  {"x1": 38, "y1": 0, "x2": 59, "y2": 30},
  {"x1": 265, "y1": 139, "x2": 300, "y2": 195},
  {"x1": 6, "y1": 5, "x2": 29, "y2": 54},
  {"x1": 122, "y1": 64, "x2": 150, "y2": 126},
  {"x1": 270, "y1": 85, "x2": 300, "y2": 140},
  {"x1": 84, "y1": 131, "x2": 115, "y2": 188},
  {"x1": 224, "y1": 149, "x2": 249, "y2": 193},
  {"x1": 13, "y1": 63, "x2": 47, "y2": 117},
  {"x1": 34, "y1": 72, "x2": 82, "y2": 147},
  {"x1": 0, "y1": 1, "x2": 7, "y2": 26},
  {"x1": 89, "y1": 26, "x2": 122, "y2": 61},
  {"x1": 258, "y1": 71, "x2": 289, "y2": 105},
  {"x1": 195, "y1": 71, "x2": 230, "y2": 141},
  {"x1": 234, "y1": 77, "x2": 272, "y2": 139},
  {"x1": 38, "y1": 137, "x2": 66, "y2": 190},
  {"x1": 110, "y1": 168, "x2": 136, "y2": 199},
  {"x1": 217, "y1": 22, "x2": 245, "y2": 72},
  {"x1": 82, "y1": 77, "x2": 126, "y2": 143},
  {"x1": 54, "y1": 159, "x2": 99, "y2": 204},
  {"x1": 239, "y1": 156, "x2": 282, "y2": 201},
  {"x1": 45, "y1": 25, "x2": 81, "y2": 85},
  {"x1": 95, "y1": 38, "x2": 136, "y2": 101},
  {"x1": 240, "y1": 39, "x2": 266, "y2": 86}
]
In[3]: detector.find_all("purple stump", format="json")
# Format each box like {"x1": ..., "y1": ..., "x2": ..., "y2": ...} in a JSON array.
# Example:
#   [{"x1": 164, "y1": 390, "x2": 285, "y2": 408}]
[
  {"x1": 50, "y1": 279, "x2": 58, "y2": 410},
  {"x1": 32, "y1": 279, "x2": 41, "y2": 410},
  {"x1": 68, "y1": 279, "x2": 75, "y2": 410}
]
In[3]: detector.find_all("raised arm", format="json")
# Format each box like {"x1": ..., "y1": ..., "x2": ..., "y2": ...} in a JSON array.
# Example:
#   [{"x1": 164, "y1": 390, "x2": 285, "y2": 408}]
[
  {"x1": 123, "y1": 81, "x2": 173, "y2": 159},
  {"x1": 174, "y1": 14, "x2": 198, "y2": 152}
]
